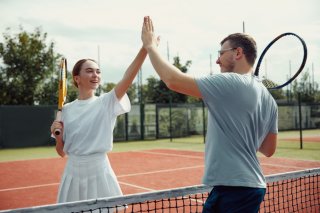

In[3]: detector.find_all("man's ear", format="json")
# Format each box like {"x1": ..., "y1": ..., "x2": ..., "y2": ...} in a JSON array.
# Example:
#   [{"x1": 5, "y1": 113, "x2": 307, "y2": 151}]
[{"x1": 235, "y1": 47, "x2": 244, "y2": 60}]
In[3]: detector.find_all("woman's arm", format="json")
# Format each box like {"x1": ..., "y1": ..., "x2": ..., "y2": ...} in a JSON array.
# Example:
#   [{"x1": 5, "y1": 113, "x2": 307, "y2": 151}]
[
  {"x1": 114, "y1": 47, "x2": 147, "y2": 100},
  {"x1": 51, "y1": 120, "x2": 65, "y2": 157},
  {"x1": 55, "y1": 138, "x2": 65, "y2": 157}
]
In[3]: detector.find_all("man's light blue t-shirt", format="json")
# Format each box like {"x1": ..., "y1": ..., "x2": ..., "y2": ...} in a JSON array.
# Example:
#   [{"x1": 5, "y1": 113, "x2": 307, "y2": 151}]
[{"x1": 196, "y1": 73, "x2": 278, "y2": 188}]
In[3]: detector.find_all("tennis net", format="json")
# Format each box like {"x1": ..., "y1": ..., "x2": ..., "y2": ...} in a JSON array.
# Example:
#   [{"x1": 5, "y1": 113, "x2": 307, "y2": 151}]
[{"x1": 1, "y1": 168, "x2": 319, "y2": 213}]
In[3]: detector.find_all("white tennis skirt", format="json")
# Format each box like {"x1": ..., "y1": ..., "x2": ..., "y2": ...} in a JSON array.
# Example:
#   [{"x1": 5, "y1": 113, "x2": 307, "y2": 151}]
[{"x1": 57, "y1": 153, "x2": 123, "y2": 203}]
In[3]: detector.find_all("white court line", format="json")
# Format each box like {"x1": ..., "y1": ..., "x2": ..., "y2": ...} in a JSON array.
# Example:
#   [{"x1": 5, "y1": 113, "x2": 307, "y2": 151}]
[
  {"x1": 1, "y1": 152, "x2": 313, "y2": 193},
  {"x1": 1, "y1": 162, "x2": 310, "y2": 193},
  {"x1": 0, "y1": 183, "x2": 59, "y2": 192},
  {"x1": 118, "y1": 181, "x2": 155, "y2": 192},
  {"x1": 118, "y1": 165, "x2": 204, "y2": 178},
  {"x1": 1, "y1": 162, "x2": 309, "y2": 192},
  {"x1": 118, "y1": 182, "x2": 205, "y2": 205},
  {"x1": 134, "y1": 150, "x2": 203, "y2": 159},
  {"x1": 0, "y1": 165, "x2": 204, "y2": 192}
]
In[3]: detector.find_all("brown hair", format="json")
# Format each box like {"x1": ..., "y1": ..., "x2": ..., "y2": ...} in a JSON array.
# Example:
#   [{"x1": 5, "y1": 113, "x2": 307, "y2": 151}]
[
  {"x1": 220, "y1": 33, "x2": 257, "y2": 66},
  {"x1": 72, "y1": 59, "x2": 97, "y2": 87}
]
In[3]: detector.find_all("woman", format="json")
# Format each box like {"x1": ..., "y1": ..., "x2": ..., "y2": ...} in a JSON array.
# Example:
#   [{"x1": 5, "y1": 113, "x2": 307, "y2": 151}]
[{"x1": 50, "y1": 47, "x2": 147, "y2": 203}]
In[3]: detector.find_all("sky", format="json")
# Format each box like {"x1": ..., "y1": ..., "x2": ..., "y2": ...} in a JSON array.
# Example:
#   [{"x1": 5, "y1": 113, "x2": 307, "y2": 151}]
[{"x1": 0, "y1": 0, "x2": 319, "y2": 86}]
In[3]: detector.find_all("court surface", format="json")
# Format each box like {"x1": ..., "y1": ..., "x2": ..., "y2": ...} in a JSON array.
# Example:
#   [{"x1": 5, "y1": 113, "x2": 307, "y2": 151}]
[{"x1": 1, "y1": 149, "x2": 320, "y2": 210}]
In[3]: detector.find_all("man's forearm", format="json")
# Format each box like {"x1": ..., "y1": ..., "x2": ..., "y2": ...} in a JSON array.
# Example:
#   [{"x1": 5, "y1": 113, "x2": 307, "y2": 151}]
[{"x1": 146, "y1": 46, "x2": 180, "y2": 87}]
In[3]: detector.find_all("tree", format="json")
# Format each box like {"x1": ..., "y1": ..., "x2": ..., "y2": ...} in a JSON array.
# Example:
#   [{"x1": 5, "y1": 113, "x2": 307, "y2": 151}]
[
  {"x1": 38, "y1": 61, "x2": 77, "y2": 105},
  {"x1": 101, "y1": 82, "x2": 116, "y2": 93},
  {"x1": 173, "y1": 56, "x2": 191, "y2": 74},
  {"x1": 186, "y1": 95, "x2": 202, "y2": 103},
  {"x1": 99, "y1": 82, "x2": 137, "y2": 103},
  {"x1": 292, "y1": 71, "x2": 319, "y2": 103},
  {"x1": 127, "y1": 83, "x2": 138, "y2": 103},
  {"x1": 269, "y1": 89, "x2": 286, "y2": 100},
  {"x1": 65, "y1": 74, "x2": 78, "y2": 103},
  {"x1": 0, "y1": 26, "x2": 61, "y2": 105},
  {"x1": 144, "y1": 56, "x2": 192, "y2": 104},
  {"x1": 165, "y1": 56, "x2": 191, "y2": 103},
  {"x1": 144, "y1": 76, "x2": 161, "y2": 103}
]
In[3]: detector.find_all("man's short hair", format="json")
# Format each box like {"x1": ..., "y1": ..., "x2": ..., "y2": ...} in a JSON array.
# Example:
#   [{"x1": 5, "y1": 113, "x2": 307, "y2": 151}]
[{"x1": 221, "y1": 33, "x2": 257, "y2": 66}]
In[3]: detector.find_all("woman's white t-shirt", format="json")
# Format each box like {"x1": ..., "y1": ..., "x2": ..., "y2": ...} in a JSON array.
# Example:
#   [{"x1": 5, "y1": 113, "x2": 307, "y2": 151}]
[{"x1": 61, "y1": 89, "x2": 130, "y2": 155}]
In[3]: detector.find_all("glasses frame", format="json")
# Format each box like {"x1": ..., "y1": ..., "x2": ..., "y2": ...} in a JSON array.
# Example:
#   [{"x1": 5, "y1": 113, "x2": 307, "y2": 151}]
[{"x1": 218, "y1": 47, "x2": 237, "y2": 57}]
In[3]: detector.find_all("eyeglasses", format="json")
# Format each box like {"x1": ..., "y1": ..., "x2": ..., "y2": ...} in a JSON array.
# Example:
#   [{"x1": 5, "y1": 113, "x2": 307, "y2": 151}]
[{"x1": 218, "y1": 47, "x2": 237, "y2": 57}]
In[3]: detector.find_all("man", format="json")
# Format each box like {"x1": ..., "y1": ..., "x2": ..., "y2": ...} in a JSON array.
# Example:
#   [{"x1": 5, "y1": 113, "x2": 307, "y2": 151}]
[{"x1": 141, "y1": 16, "x2": 278, "y2": 213}]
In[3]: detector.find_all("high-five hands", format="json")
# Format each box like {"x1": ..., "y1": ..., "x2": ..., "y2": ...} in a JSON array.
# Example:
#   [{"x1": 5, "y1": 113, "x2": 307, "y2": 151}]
[{"x1": 142, "y1": 16, "x2": 160, "y2": 50}]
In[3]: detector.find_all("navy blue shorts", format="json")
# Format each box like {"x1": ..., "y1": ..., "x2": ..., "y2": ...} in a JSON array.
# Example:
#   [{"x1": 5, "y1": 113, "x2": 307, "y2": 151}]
[{"x1": 202, "y1": 186, "x2": 266, "y2": 213}]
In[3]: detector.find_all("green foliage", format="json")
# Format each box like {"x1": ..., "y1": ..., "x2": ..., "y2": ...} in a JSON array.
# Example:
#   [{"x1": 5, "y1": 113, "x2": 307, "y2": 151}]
[
  {"x1": 1, "y1": 130, "x2": 319, "y2": 161},
  {"x1": 99, "y1": 82, "x2": 137, "y2": 103},
  {"x1": 269, "y1": 89, "x2": 286, "y2": 100},
  {"x1": 187, "y1": 96, "x2": 202, "y2": 103},
  {"x1": 101, "y1": 82, "x2": 116, "y2": 93},
  {"x1": 127, "y1": 83, "x2": 138, "y2": 103},
  {"x1": 37, "y1": 76, "x2": 59, "y2": 105},
  {"x1": 114, "y1": 115, "x2": 125, "y2": 138},
  {"x1": 161, "y1": 56, "x2": 191, "y2": 103},
  {"x1": 267, "y1": 70, "x2": 319, "y2": 103},
  {"x1": 144, "y1": 76, "x2": 160, "y2": 103},
  {"x1": 130, "y1": 118, "x2": 139, "y2": 136},
  {"x1": 172, "y1": 56, "x2": 191, "y2": 74},
  {"x1": 291, "y1": 71, "x2": 319, "y2": 103},
  {"x1": 66, "y1": 75, "x2": 78, "y2": 103},
  {"x1": 0, "y1": 26, "x2": 61, "y2": 105},
  {"x1": 142, "y1": 56, "x2": 192, "y2": 104}
]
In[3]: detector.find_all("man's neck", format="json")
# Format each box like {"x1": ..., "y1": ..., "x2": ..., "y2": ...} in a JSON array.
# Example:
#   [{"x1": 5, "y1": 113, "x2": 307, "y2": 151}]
[
  {"x1": 233, "y1": 61, "x2": 253, "y2": 75},
  {"x1": 236, "y1": 69, "x2": 253, "y2": 75}
]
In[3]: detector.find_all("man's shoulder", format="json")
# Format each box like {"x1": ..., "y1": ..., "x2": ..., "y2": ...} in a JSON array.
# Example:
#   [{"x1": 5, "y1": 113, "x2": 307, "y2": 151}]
[{"x1": 196, "y1": 73, "x2": 240, "y2": 83}]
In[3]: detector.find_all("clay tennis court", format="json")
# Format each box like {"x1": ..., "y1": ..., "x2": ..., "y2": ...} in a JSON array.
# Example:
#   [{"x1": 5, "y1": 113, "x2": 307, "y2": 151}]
[
  {"x1": 1, "y1": 149, "x2": 320, "y2": 211},
  {"x1": 282, "y1": 136, "x2": 320, "y2": 142}
]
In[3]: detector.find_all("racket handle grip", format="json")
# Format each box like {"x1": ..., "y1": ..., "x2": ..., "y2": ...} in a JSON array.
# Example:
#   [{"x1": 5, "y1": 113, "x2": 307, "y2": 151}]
[
  {"x1": 54, "y1": 129, "x2": 61, "y2": 136},
  {"x1": 54, "y1": 110, "x2": 62, "y2": 136}
]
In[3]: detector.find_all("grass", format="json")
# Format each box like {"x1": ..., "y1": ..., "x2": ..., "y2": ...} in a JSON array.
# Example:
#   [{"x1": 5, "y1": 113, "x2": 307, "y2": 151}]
[
  {"x1": 277, "y1": 129, "x2": 320, "y2": 139},
  {"x1": 273, "y1": 141, "x2": 320, "y2": 160},
  {"x1": 0, "y1": 136, "x2": 205, "y2": 162},
  {"x1": 0, "y1": 130, "x2": 319, "y2": 162}
]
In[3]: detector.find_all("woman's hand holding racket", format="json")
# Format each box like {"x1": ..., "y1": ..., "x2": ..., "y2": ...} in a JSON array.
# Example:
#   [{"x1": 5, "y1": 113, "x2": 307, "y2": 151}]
[{"x1": 51, "y1": 120, "x2": 64, "y2": 139}]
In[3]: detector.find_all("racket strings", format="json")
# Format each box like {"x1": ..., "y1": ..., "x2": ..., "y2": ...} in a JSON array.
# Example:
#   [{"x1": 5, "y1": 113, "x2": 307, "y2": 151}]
[
  {"x1": 262, "y1": 79, "x2": 278, "y2": 89},
  {"x1": 254, "y1": 32, "x2": 307, "y2": 90}
]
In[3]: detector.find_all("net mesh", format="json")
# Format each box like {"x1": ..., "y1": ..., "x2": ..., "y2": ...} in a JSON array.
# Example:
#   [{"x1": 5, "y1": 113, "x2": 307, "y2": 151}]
[{"x1": 1, "y1": 168, "x2": 319, "y2": 213}]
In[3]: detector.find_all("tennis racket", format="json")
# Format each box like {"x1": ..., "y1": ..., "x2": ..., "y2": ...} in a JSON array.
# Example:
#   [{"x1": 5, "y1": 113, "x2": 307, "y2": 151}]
[
  {"x1": 254, "y1": 32, "x2": 308, "y2": 90},
  {"x1": 54, "y1": 58, "x2": 67, "y2": 136}
]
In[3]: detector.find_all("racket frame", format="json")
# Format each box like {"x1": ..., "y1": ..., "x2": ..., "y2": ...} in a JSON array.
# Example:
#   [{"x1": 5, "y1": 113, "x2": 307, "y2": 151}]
[
  {"x1": 254, "y1": 32, "x2": 308, "y2": 90},
  {"x1": 54, "y1": 58, "x2": 67, "y2": 136}
]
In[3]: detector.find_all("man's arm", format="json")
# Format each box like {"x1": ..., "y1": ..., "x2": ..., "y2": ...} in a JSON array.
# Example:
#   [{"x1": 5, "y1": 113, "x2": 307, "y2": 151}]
[
  {"x1": 142, "y1": 16, "x2": 202, "y2": 98},
  {"x1": 259, "y1": 132, "x2": 277, "y2": 157}
]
